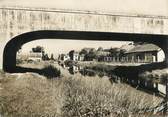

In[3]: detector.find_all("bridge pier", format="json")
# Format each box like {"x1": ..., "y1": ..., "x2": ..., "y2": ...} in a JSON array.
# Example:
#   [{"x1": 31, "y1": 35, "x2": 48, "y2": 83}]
[
  {"x1": 0, "y1": 42, "x2": 7, "y2": 71},
  {"x1": 0, "y1": 40, "x2": 17, "y2": 72},
  {"x1": 0, "y1": 49, "x2": 3, "y2": 70}
]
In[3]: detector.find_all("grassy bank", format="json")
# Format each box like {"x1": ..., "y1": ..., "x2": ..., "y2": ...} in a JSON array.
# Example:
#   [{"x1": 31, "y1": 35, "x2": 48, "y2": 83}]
[{"x1": 0, "y1": 71, "x2": 162, "y2": 117}]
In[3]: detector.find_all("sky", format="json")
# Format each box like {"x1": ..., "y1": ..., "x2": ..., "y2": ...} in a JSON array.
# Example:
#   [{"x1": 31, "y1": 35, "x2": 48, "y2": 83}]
[
  {"x1": 0, "y1": 0, "x2": 168, "y2": 16},
  {"x1": 21, "y1": 40, "x2": 130, "y2": 58}
]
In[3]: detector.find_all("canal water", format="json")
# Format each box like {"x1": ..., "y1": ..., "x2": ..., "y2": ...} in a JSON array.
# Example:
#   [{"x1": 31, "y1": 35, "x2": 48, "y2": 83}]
[{"x1": 59, "y1": 62, "x2": 161, "y2": 95}]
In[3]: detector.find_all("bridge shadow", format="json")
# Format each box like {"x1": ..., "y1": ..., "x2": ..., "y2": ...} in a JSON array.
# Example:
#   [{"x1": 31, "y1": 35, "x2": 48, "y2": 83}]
[
  {"x1": 110, "y1": 61, "x2": 166, "y2": 97},
  {"x1": 15, "y1": 66, "x2": 41, "y2": 73},
  {"x1": 14, "y1": 66, "x2": 60, "y2": 78},
  {"x1": 112, "y1": 62, "x2": 166, "y2": 78}
]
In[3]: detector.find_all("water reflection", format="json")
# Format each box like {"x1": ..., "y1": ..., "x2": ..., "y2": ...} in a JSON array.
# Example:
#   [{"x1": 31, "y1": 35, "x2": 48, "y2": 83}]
[
  {"x1": 68, "y1": 65, "x2": 81, "y2": 74},
  {"x1": 58, "y1": 60, "x2": 163, "y2": 95}
]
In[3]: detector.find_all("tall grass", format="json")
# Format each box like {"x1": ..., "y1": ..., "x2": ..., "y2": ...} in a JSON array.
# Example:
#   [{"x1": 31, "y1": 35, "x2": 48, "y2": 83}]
[
  {"x1": 0, "y1": 72, "x2": 162, "y2": 117},
  {"x1": 0, "y1": 73, "x2": 65, "y2": 117},
  {"x1": 62, "y1": 75, "x2": 161, "y2": 117}
]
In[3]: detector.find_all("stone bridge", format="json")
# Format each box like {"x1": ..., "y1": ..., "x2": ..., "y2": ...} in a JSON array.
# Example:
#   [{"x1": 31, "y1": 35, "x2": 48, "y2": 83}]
[{"x1": 0, "y1": 6, "x2": 168, "y2": 72}]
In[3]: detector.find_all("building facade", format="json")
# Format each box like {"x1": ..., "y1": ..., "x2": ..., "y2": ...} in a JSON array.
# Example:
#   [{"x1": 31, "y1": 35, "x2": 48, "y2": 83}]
[
  {"x1": 28, "y1": 51, "x2": 43, "y2": 62},
  {"x1": 125, "y1": 44, "x2": 165, "y2": 63},
  {"x1": 59, "y1": 54, "x2": 70, "y2": 61}
]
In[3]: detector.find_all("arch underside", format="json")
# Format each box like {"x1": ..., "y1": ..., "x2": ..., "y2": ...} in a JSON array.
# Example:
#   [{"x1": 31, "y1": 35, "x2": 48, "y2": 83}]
[{"x1": 3, "y1": 30, "x2": 168, "y2": 73}]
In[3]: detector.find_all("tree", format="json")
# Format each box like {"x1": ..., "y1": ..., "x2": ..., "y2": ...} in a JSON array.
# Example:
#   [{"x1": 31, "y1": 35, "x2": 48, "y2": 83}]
[
  {"x1": 119, "y1": 49, "x2": 126, "y2": 61},
  {"x1": 97, "y1": 47, "x2": 103, "y2": 51},
  {"x1": 50, "y1": 53, "x2": 54, "y2": 60},
  {"x1": 69, "y1": 50, "x2": 75, "y2": 60},
  {"x1": 109, "y1": 48, "x2": 120, "y2": 57},
  {"x1": 85, "y1": 49, "x2": 97, "y2": 61},
  {"x1": 42, "y1": 54, "x2": 49, "y2": 61},
  {"x1": 32, "y1": 46, "x2": 44, "y2": 53},
  {"x1": 79, "y1": 49, "x2": 88, "y2": 55}
]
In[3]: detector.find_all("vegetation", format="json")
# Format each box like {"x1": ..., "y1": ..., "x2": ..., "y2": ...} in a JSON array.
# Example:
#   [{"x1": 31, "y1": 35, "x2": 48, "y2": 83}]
[
  {"x1": 112, "y1": 62, "x2": 167, "y2": 85},
  {"x1": 31, "y1": 46, "x2": 51, "y2": 61},
  {"x1": 79, "y1": 48, "x2": 97, "y2": 61},
  {"x1": 64, "y1": 60, "x2": 77, "y2": 67},
  {"x1": 0, "y1": 71, "x2": 162, "y2": 117},
  {"x1": 139, "y1": 68, "x2": 168, "y2": 84},
  {"x1": 16, "y1": 58, "x2": 24, "y2": 64},
  {"x1": 80, "y1": 69, "x2": 96, "y2": 77},
  {"x1": 40, "y1": 65, "x2": 61, "y2": 78},
  {"x1": 32, "y1": 46, "x2": 44, "y2": 53},
  {"x1": 81, "y1": 64, "x2": 116, "y2": 77}
]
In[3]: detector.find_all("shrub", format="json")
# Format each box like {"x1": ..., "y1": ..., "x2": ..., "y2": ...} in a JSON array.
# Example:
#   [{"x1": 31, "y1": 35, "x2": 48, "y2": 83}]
[
  {"x1": 40, "y1": 65, "x2": 61, "y2": 78},
  {"x1": 16, "y1": 59, "x2": 24, "y2": 64},
  {"x1": 98, "y1": 72, "x2": 105, "y2": 77}
]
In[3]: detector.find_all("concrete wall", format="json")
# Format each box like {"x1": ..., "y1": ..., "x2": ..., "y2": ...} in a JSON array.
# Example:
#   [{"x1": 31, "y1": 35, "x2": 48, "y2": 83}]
[{"x1": 0, "y1": 7, "x2": 168, "y2": 70}]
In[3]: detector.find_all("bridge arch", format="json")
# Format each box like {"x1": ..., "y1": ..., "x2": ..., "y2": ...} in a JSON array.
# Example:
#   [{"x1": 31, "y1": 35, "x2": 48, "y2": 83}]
[{"x1": 3, "y1": 30, "x2": 168, "y2": 73}]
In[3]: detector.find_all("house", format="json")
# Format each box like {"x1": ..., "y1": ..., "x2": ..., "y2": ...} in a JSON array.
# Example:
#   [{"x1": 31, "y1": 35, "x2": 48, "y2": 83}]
[
  {"x1": 125, "y1": 44, "x2": 165, "y2": 63},
  {"x1": 68, "y1": 65, "x2": 81, "y2": 74},
  {"x1": 96, "y1": 50, "x2": 110, "y2": 57},
  {"x1": 69, "y1": 50, "x2": 85, "y2": 61},
  {"x1": 28, "y1": 51, "x2": 43, "y2": 62},
  {"x1": 59, "y1": 54, "x2": 70, "y2": 61},
  {"x1": 96, "y1": 49, "x2": 112, "y2": 62},
  {"x1": 79, "y1": 54, "x2": 85, "y2": 61},
  {"x1": 120, "y1": 42, "x2": 135, "y2": 51},
  {"x1": 69, "y1": 51, "x2": 79, "y2": 61},
  {"x1": 98, "y1": 55, "x2": 114, "y2": 62}
]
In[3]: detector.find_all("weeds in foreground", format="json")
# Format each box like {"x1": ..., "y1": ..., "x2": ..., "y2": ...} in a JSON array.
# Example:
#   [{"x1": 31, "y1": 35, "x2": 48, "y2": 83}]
[
  {"x1": 0, "y1": 72, "x2": 162, "y2": 117},
  {"x1": 62, "y1": 76, "x2": 162, "y2": 117}
]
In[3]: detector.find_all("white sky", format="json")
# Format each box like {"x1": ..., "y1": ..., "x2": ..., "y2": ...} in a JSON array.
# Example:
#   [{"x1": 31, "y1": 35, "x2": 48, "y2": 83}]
[
  {"x1": 21, "y1": 40, "x2": 130, "y2": 57},
  {"x1": 0, "y1": 0, "x2": 168, "y2": 16}
]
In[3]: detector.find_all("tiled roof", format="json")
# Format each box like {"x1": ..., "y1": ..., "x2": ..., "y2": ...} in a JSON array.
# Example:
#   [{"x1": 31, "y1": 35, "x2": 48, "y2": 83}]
[
  {"x1": 120, "y1": 43, "x2": 135, "y2": 51},
  {"x1": 126, "y1": 44, "x2": 161, "y2": 53}
]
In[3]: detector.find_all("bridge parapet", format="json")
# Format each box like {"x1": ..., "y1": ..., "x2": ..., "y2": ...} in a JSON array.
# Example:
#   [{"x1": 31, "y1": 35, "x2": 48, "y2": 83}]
[{"x1": 0, "y1": 6, "x2": 168, "y2": 43}]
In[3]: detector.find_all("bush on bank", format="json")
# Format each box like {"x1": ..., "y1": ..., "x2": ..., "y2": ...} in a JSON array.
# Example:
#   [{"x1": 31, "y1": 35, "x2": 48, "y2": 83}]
[{"x1": 40, "y1": 65, "x2": 61, "y2": 79}]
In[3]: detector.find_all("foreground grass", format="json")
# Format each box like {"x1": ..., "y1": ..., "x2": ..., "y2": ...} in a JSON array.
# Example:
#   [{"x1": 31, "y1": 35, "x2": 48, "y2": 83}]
[{"x1": 0, "y1": 71, "x2": 162, "y2": 117}]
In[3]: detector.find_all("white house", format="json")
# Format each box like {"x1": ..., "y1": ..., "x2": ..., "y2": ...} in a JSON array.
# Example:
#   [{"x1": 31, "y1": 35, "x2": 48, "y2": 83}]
[
  {"x1": 59, "y1": 54, "x2": 70, "y2": 61},
  {"x1": 28, "y1": 51, "x2": 43, "y2": 62},
  {"x1": 69, "y1": 51, "x2": 85, "y2": 61}
]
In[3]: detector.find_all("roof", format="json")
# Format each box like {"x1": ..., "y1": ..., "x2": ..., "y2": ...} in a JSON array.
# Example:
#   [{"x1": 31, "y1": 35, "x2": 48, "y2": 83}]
[
  {"x1": 120, "y1": 43, "x2": 135, "y2": 51},
  {"x1": 126, "y1": 44, "x2": 161, "y2": 53}
]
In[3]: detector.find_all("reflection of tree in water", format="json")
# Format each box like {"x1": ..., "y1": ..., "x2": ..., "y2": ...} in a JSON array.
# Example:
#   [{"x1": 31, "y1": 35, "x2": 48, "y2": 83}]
[
  {"x1": 63, "y1": 60, "x2": 166, "y2": 96},
  {"x1": 79, "y1": 68, "x2": 96, "y2": 77},
  {"x1": 68, "y1": 66, "x2": 74, "y2": 75}
]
